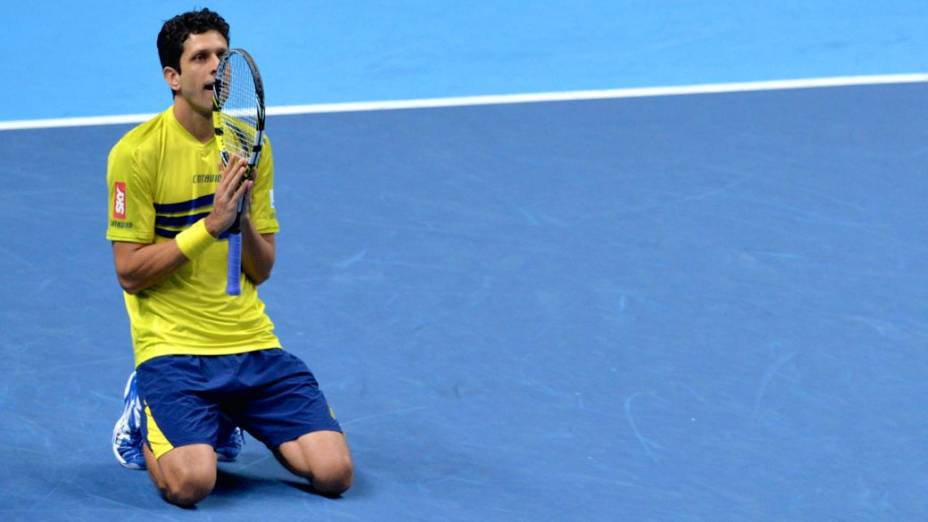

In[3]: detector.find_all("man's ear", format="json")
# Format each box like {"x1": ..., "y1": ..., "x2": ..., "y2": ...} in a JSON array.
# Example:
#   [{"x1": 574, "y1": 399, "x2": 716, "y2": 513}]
[{"x1": 163, "y1": 66, "x2": 180, "y2": 92}]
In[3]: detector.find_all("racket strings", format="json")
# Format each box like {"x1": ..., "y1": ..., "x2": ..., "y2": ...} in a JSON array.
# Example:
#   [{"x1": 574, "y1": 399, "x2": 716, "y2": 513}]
[{"x1": 216, "y1": 54, "x2": 260, "y2": 162}]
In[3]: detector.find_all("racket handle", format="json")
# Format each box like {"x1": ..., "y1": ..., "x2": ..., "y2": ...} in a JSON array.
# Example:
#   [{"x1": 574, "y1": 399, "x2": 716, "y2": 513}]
[
  {"x1": 225, "y1": 197, "x2": 246, "y2": 296},
  {"x1": 226, "y1": 231, "x2": 242, "y2": 296}
]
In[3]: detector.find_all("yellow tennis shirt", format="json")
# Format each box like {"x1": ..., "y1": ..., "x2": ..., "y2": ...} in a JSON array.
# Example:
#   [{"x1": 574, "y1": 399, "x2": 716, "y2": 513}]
[{"x1": 106, "y1": 107, "x2": 281, "y2": 367}]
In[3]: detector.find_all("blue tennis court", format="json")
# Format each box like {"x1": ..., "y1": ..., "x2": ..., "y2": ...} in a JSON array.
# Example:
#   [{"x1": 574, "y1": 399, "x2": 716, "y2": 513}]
[{"x1": 2, "y1": 3, "x2": 928, "y2": 521}]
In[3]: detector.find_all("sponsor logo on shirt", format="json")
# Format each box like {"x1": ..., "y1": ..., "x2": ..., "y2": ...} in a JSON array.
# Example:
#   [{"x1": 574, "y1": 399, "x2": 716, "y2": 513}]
[
  {"x1": 113, "y1": 182, "x2": 127, "y2": 219},
  {"x1": 193, "y1": 174, "x2": 221, "y2": 184}
]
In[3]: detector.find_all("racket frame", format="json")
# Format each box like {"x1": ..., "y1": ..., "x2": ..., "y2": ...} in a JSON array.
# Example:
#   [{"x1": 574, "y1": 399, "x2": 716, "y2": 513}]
[{"x1": 212, "y1": 48, "x2": 266, "y2": 296}]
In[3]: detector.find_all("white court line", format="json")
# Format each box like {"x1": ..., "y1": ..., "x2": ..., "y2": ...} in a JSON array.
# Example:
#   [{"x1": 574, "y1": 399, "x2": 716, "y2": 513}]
[{"x1": 2, "y1": 73, "x2": 926, "y2": 131}]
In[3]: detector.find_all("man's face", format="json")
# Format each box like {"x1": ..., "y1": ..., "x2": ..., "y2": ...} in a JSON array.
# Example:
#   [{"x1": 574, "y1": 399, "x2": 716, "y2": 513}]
[{"x1": 169, "y1": 30, "x2": 228, "y2": 115}]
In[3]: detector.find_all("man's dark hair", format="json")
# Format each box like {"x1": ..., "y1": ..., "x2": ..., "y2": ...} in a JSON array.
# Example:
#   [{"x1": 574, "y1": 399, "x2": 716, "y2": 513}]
[{"x1": 157, "y1": 8, "x2": 230, "y2": 72}]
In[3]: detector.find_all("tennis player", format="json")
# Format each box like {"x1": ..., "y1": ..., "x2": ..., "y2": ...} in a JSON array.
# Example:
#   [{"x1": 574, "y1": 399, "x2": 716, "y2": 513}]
[{"x1": 106, "y1": 8, "x2": 352, "y2": 506}]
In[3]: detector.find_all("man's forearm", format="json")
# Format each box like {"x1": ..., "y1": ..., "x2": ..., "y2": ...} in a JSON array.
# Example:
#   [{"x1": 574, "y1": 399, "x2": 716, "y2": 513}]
[
  {"x1": 113, "y1": 219, "x2": 219, "y2": 294},
  {"x1": 113, "y1": 240, "x2": 189, "y2": 294},
  {"x1": 241, "y1": 217, "x2": 275, "y2": 285}
]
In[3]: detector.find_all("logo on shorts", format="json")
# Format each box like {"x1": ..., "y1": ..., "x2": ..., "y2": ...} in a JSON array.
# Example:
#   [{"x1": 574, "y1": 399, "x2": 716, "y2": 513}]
[{"x1": 113, "y1": 182, "x2": 127, "y2": 219}]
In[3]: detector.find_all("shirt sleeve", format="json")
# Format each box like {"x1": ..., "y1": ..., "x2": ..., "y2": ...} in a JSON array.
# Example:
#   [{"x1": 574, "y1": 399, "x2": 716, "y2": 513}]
[
  {"x1": 250, "y1": 135, "x2": 280, "y2": 234},
  {"x1": 106, "y1": 140, "x2": 155, "y2": 243}
]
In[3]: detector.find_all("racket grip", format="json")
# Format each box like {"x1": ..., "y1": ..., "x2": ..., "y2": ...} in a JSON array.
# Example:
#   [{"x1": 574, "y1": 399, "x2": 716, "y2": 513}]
[{"x1": 226, "y1": 232, "x2": 242, "y2": 296}]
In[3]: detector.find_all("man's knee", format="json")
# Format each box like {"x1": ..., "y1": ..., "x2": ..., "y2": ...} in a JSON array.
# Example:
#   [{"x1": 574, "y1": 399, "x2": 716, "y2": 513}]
[
  {"x1": 277, "y1": 431, "x2": 353, "y2": 496},
  {"x1": 157, "y1": 446, "x2": 217, "y2": 507},
  {"x1": 161, "y1": 467, "x2": 216, "y2": 507},
  {"x1": 310, "y1": 458, "x2": 353, "y2": 497}
]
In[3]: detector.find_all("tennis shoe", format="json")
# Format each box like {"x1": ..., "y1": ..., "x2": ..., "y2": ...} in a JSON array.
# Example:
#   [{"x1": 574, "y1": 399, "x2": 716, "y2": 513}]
[
  {"x1": 216, "y1": 425, "x2": 245, "y2": 462},
  {"x1": 112, "y1": 371, "x2": 146, "y2": 470}
]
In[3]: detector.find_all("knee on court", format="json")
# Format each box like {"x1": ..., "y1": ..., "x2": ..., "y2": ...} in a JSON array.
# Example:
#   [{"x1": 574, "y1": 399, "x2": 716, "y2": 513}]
[
  {"x1": 160, "y1": 460, "x2": 217, "y2": 506},
  {"x1": 310, "y1": 459, "x2": 353, "y2": 496},
  {"x1": 161, "y1": 471, "x2": 216, "y2": 507}
]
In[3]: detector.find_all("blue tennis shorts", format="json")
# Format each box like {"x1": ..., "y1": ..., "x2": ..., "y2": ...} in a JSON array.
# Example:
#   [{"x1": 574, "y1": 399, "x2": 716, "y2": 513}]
[{"x1": 136, "y1": 348, "x2": 342, "y2": 459}]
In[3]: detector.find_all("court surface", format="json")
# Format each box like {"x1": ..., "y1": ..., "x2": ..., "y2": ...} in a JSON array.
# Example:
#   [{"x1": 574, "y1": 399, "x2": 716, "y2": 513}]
[{"x1": 3, "y1": 81, "x2": 928, "y2": 520}]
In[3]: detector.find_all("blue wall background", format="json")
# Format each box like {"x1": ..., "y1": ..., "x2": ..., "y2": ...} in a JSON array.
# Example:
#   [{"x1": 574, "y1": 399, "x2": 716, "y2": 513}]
[{"x1": 2, "y1": 1, "x2": 927, "y2": 121}]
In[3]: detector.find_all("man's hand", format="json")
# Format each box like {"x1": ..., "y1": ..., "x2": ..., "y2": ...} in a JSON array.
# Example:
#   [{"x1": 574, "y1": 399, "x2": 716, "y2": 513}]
[{"x1": 204, "y1": 155, "x2": 253, "y2": 237}]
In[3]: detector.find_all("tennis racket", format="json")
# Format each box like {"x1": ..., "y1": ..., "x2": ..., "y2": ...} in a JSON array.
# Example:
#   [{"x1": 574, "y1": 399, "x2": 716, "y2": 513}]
[{"x1": 213, "y1": 48, "x2": 265, "y2": 296}]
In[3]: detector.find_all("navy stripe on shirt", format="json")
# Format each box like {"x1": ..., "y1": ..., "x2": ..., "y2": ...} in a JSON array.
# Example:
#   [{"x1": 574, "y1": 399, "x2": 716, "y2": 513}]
[
  {"x1": 153, "y1": 194, "x2": 214, "y2": 214},
  {"x1": 155, "y1": 211, "x2": 211, "y2": 228}
]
